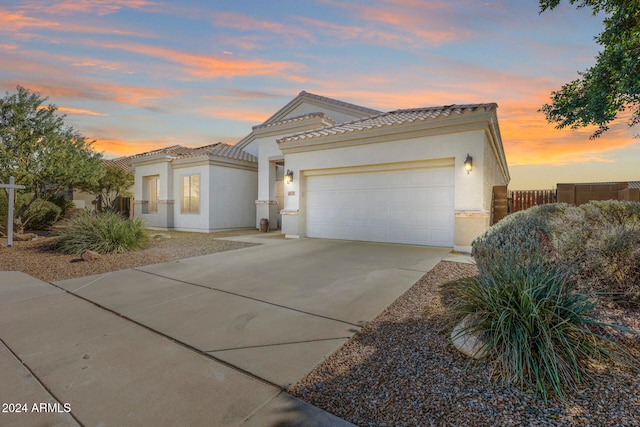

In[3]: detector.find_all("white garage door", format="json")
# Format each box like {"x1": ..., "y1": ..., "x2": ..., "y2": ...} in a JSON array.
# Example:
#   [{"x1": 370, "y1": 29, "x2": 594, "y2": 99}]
[{"x1": 305, "y1": 166, "x2": 454, "y2": 246}]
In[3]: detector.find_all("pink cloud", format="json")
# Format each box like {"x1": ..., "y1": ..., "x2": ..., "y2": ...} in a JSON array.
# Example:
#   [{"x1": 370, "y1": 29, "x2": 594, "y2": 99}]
[
  {"x1": 0, "y1": 8, "x2": 60, "y2": 32},
  {"x1": 58, "y1": 106, "x2": 108, "y2": 116},
  {"x1": 16, "y1": 0, "x2": 155, "y2": 16},
  {"x1": 93, "y1": 41, "x2": 304, "y2": 80},
  {"x1": 0, "y1": 6, "x2": 152, "y2": 37},
  {"x1": 317, "y1": 0, "x2": 474, "y2": 45},
  {"x1": 192, "y1": 106, "x2": 270, "y2": 124}
]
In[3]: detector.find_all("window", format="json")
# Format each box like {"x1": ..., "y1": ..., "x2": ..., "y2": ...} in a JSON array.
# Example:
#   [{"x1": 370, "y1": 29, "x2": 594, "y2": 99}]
[
  {"x1": 181, "y1": 174, "x2": 199, "y2": 214},
  {"x1": 144, "y1": 175, "x2": 159, "y2": 214}
]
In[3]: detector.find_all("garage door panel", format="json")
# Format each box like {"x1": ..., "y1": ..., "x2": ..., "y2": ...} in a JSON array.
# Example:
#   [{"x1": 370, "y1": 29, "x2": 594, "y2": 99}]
[
  {"x1": 432, "y1": 229, "x2": 452, "y2": 246},
  {"x1": 305, "y1": 167, "x2": 454, "y2": 246},
  {"x1": 431, "y1": 188, "x2": 454, "y2": 206}
]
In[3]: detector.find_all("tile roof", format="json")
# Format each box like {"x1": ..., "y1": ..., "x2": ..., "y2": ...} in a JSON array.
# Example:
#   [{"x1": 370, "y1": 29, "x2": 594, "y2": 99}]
[
  {"x1": 277, "y1": 103, "x2": 497, "y2": 144},
  {"x1": 260, "y1": 91, "x2": 382, "y2": 126},
  {"x1": 105, "y1": 145, "x2": 194, "y2": 173},
  {"x1": 178, "y1": 142, "x2": 257, "y2": 163},
  {"x1": 119, "y1": 143, "x2": 256, "y2": 168},
  {"x1": 252, "y1": 112, "x2": 337, "y2": 130},
  {"x1": 627, "y1": 181, "x2": 640, "y2": 189}
]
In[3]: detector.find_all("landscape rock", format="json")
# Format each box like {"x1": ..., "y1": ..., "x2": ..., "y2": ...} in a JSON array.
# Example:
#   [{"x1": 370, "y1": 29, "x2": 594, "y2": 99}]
[
  {"x1": 14, "y1": 233, "x2": 38, "y2": 241},
  {"x1": 451, "y1": 314, "x2": 488, "y2": 359},
  {"x1": 151, "y1": 233, "x2": 172, "y2": 240},
  {"x1": 81, "y1": 250, "x2": 102, "y2": 261}
]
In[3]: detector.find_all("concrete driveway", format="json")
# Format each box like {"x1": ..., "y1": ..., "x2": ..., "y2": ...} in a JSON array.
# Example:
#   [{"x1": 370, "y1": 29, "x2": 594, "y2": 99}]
[{"x1": 0, "y1": 237, "x2": 449, "y2": 426}]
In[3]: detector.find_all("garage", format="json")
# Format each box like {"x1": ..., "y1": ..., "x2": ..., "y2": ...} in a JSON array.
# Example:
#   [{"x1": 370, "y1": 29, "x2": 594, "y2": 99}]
[{"x1": 305, "y1": 165, "x2": 454, "y2": 246}]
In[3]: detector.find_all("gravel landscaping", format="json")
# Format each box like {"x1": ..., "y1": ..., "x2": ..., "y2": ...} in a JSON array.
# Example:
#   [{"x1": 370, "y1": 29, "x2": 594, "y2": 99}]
[
  {"x1": 290, "y1": 261, "x2": 640, "y2": 427},
  {"x1": 0, "y1": 229, "x2": 260, "y2": 282}
]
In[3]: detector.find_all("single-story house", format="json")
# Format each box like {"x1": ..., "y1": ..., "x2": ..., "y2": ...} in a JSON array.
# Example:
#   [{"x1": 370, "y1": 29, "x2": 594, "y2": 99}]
[{"x1": 132, "y1": 91, "x2": 510, "y2": 251}]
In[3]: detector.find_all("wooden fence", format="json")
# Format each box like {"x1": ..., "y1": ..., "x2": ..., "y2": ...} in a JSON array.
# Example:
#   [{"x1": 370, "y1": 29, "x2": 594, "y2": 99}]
[{"x1": 509, "y1": 189, "x2": 556, "y2": 213}]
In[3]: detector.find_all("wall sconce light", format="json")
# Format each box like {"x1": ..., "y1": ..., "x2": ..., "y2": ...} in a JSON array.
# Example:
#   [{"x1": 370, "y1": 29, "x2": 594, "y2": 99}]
[
  {"x1": 464, "y1": 154, "x2": 473, "y2": 174},
  {"x1": 285, "y1": 169, "x2": 294, "y2": 184}
]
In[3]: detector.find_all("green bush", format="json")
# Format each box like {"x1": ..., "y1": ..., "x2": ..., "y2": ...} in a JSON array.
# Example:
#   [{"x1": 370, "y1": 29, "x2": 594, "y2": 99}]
[
  {"x1": 49, "y1": 195, "x2": 76, "y2": 219},
  {"x1": 450, "y1": 252, "x2": 632, "y2": 402},
  {"x1": 54, "y1": 210, "x2": 148, "y2": 254},
  {"x1": 0, "y1": 193, "x2": 63, "y2": 230}
]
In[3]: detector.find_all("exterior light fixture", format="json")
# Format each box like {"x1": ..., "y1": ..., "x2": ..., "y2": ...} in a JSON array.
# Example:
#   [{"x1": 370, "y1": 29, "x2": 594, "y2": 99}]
[
  {"x1": 464, "y1": 154, "x2": 473, "y2": 174},
  {"x1": 285, "y1": 169, "x2": 294, "y2": 184}
]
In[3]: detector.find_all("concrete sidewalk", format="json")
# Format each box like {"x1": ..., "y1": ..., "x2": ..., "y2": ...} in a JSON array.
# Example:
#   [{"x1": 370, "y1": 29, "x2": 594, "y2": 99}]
[
  {"x1": 0, "y1": 272, "x2": 351, "y2": 426},
  {"x1": 1, "y1": 238, "x2": 450, "y2": 426}
]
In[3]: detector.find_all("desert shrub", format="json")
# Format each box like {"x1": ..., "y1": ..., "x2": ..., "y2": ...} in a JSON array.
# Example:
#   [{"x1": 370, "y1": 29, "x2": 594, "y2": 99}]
[
  {"x1": 450, "y1": 252, "x2": 632, "y2": 402},
  {"x1": 473, "y1": 200, "x2": 640, "y2": 303},
  {"x1": 0, "y1": 193, "x2": 62, "y2": 230},
  {"x1": 54, "y1": 210, "x2": 148, "y2": 254},
  {"x1": 472, "y1": 204, "x2": 568, "y2": 273},
  {"x1": 576, "y1": 224, "x2": 640, "y2": 302},
  {"x1": 582, "y1": 200, "x2": 640, "y2": 228}
]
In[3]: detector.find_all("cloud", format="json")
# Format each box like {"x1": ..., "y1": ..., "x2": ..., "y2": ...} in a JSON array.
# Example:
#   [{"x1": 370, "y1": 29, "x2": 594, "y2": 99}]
[
  {"x1": 0, "y1": 8, "x2": 61, "y2": 32},
  {"x1": 316, "y1": 0, "x2": 476, "y2": 45},
  {"x1": 93, "y1": 41, "x2": 304, "y2": 80},
  {"x1": 209, "y1": 11, "x2": 312, "y2": 42},
  {"x1": 58, "y1": 106, "x2": 108, "y2": 116},
  {"x1": 294, "y1": 16, "x2": 413, "y2": 46},
  {"x1": 203, "y1": 89, "x2": 281, "y2": 100},
  {"x1": 191, "y1": 106, "x2": 270, "y2": 124},
  {"x1": 0, "y1": 6, "x2": 152, "y2": 37},
  {"x1": 1, "y1": 78, "x2": 178, "y2": 107},
  {"x1": 93, "y1": 137, "x2": 178, "y2": 157},
  {"x1": 16, "y1": 0, "x2": 156, "y2": 16}
]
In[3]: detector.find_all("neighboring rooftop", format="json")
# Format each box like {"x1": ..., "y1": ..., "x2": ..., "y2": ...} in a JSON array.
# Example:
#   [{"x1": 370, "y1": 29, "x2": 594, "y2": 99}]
[
  {"x1": 110, "y1": 143, "x2": 256, "y2": 171},
  {"x1": 278, "y1": 103, "x2": 498, "y2": 144},
  {"x1": 178, "y1": 142, "x2": 257, "y2": 163}
]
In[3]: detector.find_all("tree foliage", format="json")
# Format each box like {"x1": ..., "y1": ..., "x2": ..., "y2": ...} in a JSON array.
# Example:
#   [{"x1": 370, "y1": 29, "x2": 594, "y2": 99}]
[
  {"x1": 91, "y1": 161, "x2": 134, "y2": 211},
  {"x1": 0, "y1": 86, "x2": 103, "y2": 232},
  {"x1": 539, "y1": 0, "x2": 640, "y2": 138}
]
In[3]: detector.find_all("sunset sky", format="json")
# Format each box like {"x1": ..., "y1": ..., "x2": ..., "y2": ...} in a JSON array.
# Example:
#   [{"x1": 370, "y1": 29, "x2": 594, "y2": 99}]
[{"x1": 1, "y1": 0, "x2": 638, "y2": 189}]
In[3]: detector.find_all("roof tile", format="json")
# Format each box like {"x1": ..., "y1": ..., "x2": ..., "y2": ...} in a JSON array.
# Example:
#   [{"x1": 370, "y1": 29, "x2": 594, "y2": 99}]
[
  {"x1": 252, "y1": 112, "x2": 337, "y2": 131},
  {"x1": 277, "y1": 103, "x2": 497, "y2": 144}
]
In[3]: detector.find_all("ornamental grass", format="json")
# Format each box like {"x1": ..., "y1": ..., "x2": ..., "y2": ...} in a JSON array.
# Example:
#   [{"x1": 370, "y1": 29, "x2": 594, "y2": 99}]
[{"x1": 54, "y1": 209, "x2": 148, "y2": 255}]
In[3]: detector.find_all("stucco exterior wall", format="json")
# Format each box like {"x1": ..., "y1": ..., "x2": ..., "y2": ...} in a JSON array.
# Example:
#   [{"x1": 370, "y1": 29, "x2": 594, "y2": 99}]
[{"x1": 208, "y1": 166, "x2": 257, "y2": 230}]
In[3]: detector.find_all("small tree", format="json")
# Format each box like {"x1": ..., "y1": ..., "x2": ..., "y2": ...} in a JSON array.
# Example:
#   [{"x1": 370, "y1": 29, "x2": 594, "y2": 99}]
[
  {"x1": 91, "y1": 161, "x2": 134, "y2": 211},
  {"x1": 0, "y1": 86, "x2": 103, "y2": 232}
]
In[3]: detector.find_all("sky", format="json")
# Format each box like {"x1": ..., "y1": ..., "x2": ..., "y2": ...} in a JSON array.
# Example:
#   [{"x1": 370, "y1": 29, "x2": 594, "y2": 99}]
[{"x1": 1, "y1": 0, "x2": 638, "y2": 190}]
